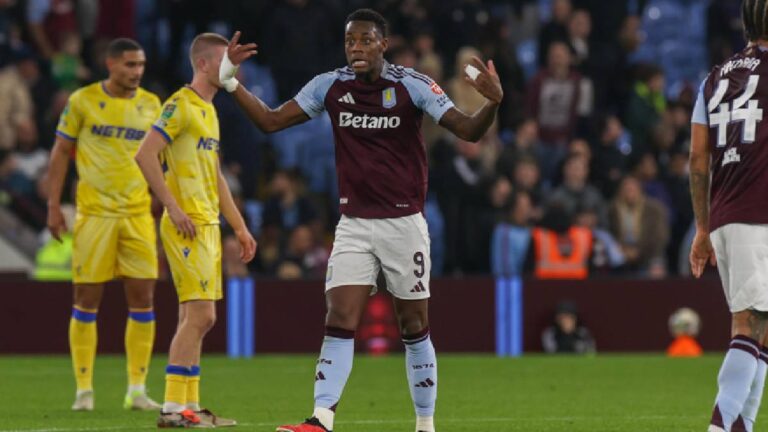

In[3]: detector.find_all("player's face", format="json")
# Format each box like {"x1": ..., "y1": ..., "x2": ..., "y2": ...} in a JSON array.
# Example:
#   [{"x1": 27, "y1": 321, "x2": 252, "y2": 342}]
[
  {"x1": 107, "y1": 49, "x2": 146, "y2": 91},
  {"x1": 344, "y1": 21, "x2": 387, "y2": 76}
]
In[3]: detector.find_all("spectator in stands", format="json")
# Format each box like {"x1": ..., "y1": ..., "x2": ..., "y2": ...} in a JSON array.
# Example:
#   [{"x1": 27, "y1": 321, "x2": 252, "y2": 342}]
[
  {"x1": 14, "y1": 48, "x2": 60, "y2": 149},
  {"x1": 664, "y1": 150, "x2": 693, "y2": 275},
  {"x1": 531, "y1": 201, "x2": 592, "y2": 280},
  {"x1": 510, "y1": 155, "x2": 544, "y2": 220},
  {"x1": 25, "y1": 0, "x2": 79, "y2": 59},
  {"x1": 542, "y1": 301, "x2": 596, "y2": 354},
  {"x1": 537, "y1": 0, "x2": 571, "y2": 67},
  {"x1": 51, "y1": 32, "x2": 89, "y2": 91},
  {"x1": 491, "y1": 191, "x2": 533, "y2": 277},
  {"x1": 609, "y1": 176, "x2": 669, "y2": 277},
  {"x1": 434, "y1": 135, "x2": 494, "y2": 274},
  {"x1": 526, "y1": 41, "x2": 589, "y2": 180},
  {"x1": 262, "y1": 169, "x2": 319, "y2": 235},
  {"x1": 263, "y1": 0, "x2": 343, "y2": 101},
  {"x1": 568, "y1": 9, "x2": 593, "y2": 75},
  {"x1": 477, "y1": 17, "x2": 526, "y2": 131},
  {"x1": 590, "y1": 114, "x2": 630, "y2": 198},
  {"x1": 275, "y1": 225, "x2": 329, "y2": 280},
  {"x1": 546, "y1": 153, "x2": 607, "y2": 228},
  {"x1": 0, "y1": 50, "x2": 35, "y2": 150},
  {"x1": 12, "y1": 132, "x2": 48, "y2": 187},
  {"x1": 626, "y1": 64, "x2": 666, "y2": 153},
  {"x1": 496, "y1": 119, "x2": 540, "y2": 178},
  {"x1": 574, "y1": 206, "x2": 625, "y2": 274},
  {"x1": 632, "y1": 152, "x2": 672, "y2": 214}
]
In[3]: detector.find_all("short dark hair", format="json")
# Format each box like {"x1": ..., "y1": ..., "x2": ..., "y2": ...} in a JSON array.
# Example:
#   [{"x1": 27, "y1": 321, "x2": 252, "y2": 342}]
[
  {"x1": 107, "y1": 38, "x2": 142, "y2": 58},
  {"x1": 743, "y1": 0, "x2": 768, "y2": 41},
  {"x1": 345, "y1": 8, "x2": 388, "y2": 37}
]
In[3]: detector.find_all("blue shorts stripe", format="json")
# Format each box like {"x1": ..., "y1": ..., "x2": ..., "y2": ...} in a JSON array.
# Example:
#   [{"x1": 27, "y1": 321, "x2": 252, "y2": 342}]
[
  {"x1": 165, "y1": 365, "x2": 192, "y2": 376},
  {"x1": 71, "y1": 308, "x2": 97, "y2": 323},
  {"x1": 152, "y1": 125, "x2": 172, "y2": 143},
  {"x1": 128, "y1": 311, "x2": 155, "y2": 322},
  {"x1": 190, "y1": 365, "x2": 201, "y2": 376}
]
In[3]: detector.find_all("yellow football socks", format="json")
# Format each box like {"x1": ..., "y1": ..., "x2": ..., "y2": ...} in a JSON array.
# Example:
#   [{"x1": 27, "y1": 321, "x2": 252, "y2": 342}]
[
  {"x1": 186, "y1": 366, "x2": 200, "y2": 410},
  {"x1": 69, "y1": 306, "x2": 98, "y2": 391},
  {"x1": 125, "y1": 308, "x2": 156, "y2": 388},
  {"x1": 164, "y1": 365, "x2": 189, "y2": 412}
]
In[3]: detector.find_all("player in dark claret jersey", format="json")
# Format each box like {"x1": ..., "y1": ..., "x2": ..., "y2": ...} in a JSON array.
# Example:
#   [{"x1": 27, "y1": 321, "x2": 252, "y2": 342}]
[
  {"x1": 220, "y1": 9, "x2": 502, "y2": 432},
  {"x1": 690, "y1": 1, "x2": 768, "y2": 431}
]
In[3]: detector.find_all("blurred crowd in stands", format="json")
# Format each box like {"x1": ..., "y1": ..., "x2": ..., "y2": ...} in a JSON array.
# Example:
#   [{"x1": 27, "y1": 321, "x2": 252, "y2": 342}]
[{"x1": 0, "y1": 0, "x2": 747, "y2": 280}]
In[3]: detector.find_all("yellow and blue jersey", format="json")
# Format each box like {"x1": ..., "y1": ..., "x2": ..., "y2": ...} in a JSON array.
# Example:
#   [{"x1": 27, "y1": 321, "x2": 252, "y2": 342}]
[
  {"x1": 56, "y1": 82, "x2": 161, "y2": 216},
  {"x1": 153, "y1": 86, "x2": 220, "y2": 225}
]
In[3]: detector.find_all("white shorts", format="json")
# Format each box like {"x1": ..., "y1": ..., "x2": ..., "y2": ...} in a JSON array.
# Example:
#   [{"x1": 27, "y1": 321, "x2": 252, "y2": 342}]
[
  {"x1": 710, "y1": 223, "x2": 768, "y2": 312},
  {"x1": 325, "y1": 213, "x2": 431, "y2": 300}
]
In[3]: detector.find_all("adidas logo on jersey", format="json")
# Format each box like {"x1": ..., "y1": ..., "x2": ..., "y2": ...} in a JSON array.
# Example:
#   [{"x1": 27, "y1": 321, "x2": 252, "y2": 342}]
[
  {"x1": 338, "y1": 92, "x2": 356, "y2": 104},
  {"x1": 339, "y1": 112, "x2": 401, "y2": 129}
]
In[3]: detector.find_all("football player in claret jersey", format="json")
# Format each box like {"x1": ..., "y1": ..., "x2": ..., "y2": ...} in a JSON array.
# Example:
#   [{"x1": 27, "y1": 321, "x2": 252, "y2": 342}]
[
  {"x1": 46, "y1": 38, "x2": 162, "y2": 412},
  {"x1": 690, "y1": 1, "x2": 768, "y2": 431},
  {"x1": 220, "y1": 9, "x2": 502, "y2": 432},
  {"x1": 134, "y1": 33, "x2": 256, "y2": 428}
]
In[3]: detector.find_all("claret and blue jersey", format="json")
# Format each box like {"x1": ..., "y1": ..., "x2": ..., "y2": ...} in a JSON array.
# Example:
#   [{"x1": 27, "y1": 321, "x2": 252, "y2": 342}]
[
  {"x1": 692, "y1": 46, "x2": 768, "y2": 231},
  {"x1": 294, "y1": 62, "x2": 455, "y2": 219}
]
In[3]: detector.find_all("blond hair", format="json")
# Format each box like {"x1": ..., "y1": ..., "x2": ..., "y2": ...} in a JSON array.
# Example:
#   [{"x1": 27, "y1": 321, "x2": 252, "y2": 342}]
[{"x1": 189, "y1": 32, "x2": 228, "y2": 71}]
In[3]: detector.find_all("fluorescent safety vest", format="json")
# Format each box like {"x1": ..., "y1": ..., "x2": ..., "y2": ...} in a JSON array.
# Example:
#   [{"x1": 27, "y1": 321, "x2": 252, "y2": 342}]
[{"x1": 532, "y1": 227, "x2": 592, "y2": 279}]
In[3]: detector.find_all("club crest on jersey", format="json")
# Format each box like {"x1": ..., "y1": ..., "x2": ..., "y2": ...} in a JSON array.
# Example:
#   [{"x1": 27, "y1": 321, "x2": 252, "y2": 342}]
[{"x1": 382, "y1": 87, "x2": 396, "y2": 109}]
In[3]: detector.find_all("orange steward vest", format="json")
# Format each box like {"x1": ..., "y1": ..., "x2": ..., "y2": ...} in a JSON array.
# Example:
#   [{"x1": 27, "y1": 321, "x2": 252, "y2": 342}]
[{"x1": 532, "y1": 227, "x2": 592, "y2": 279}]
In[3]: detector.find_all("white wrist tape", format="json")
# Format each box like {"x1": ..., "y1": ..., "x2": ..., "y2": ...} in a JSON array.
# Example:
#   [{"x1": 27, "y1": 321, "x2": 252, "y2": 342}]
[{"x1": 220, "y1": 51, "x2": 240, "y2": 93}]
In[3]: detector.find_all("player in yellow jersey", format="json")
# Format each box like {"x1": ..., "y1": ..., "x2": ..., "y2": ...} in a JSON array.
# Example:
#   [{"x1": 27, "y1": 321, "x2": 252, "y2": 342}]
[
  {"x1": 134, "y1": 33, "x2": 257, "y2": 428},
  {"x1": 45, "y1": 38, "x2": 163, "y2": 411}
]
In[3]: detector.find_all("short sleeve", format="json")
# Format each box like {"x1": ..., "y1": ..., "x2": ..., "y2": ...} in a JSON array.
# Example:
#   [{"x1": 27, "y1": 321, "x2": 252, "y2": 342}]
[
  {"x1": 152, "y1": 98, "x2": 186, "y2": 143},
  {"x1": 56, "y1": 93, "x2": 82, "y2": 142},
  {"x1": 691, "y1": 79, "x2": 707, "y2": 126},
  {"x1": 400, "y1": 70, "x2": 455, "y2": 123},
  {"x1": 293, "y1": 72, "x2": 336, "y2": 118}
]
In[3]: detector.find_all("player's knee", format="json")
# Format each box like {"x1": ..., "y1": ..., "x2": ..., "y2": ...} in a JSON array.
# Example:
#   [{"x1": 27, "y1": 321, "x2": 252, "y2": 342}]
[
  {"x1": 398, "y1": 315, "x2": 428, "y2": 336},
  {"x1": 325, "y1": 307, "x2": 360, "y2": 331},
  {"x1": 186, "y1": 310, "x2": 216, "y2": 334}
]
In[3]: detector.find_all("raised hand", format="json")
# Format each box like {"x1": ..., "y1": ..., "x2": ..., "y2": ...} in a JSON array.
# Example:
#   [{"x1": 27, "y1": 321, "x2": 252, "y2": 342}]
[
  {"x1": 227, "y1": 31, "x2": 258, "y2": 66},
  {"x1": 464, "y1": 56, "x2": 503, "y2": 105}
]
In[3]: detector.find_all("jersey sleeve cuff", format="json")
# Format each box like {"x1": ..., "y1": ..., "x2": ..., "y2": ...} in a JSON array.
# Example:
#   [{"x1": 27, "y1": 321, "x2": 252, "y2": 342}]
[
  {"x1": 293, "y1": 96, "x2": 320, "y2": 119},
  {"x1": 55, "y1": 130, "x2": 76, "y2": 142},
  {"x1": 152, "y1": 125, "x2": 173, "y2": 143},
  {"x1": 431, "y1": 101, "x2": 455, "y2": 124}
]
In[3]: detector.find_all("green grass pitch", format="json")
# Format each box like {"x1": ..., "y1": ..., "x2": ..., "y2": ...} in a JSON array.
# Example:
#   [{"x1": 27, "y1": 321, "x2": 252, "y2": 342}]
[{"x1": 0, "y1": 354, "x2": 756, "y2": 431}]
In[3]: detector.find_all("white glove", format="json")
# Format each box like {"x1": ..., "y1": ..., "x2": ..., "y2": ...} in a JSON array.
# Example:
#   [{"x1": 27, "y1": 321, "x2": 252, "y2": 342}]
[{"x1": 219, "y1": 50, "x2": 240, "y2": 93}]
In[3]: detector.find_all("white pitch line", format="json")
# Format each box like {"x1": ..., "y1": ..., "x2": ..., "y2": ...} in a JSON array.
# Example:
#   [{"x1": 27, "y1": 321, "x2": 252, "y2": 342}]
[{"x1": 0, "y1": 415, "x2": 702, "y2": 432}]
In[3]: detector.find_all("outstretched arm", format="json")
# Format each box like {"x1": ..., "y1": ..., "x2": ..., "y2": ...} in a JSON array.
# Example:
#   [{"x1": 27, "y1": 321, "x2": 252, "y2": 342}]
[
  {"x1": 221, "y1": 31, "x2": 310, "y2": 133},
  {"x1": 439, "y1": 57, "x2": 504, "y2": 142}
]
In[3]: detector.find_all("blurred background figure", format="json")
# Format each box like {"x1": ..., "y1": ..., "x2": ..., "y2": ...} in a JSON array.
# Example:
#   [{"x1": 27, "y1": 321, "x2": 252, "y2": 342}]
[
  {"x1": 666, "y1": 307, "x2": 703, "y2": 358},
  {"x1": 541, "y1": 301, "x2": 595, "y2": 354}
]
